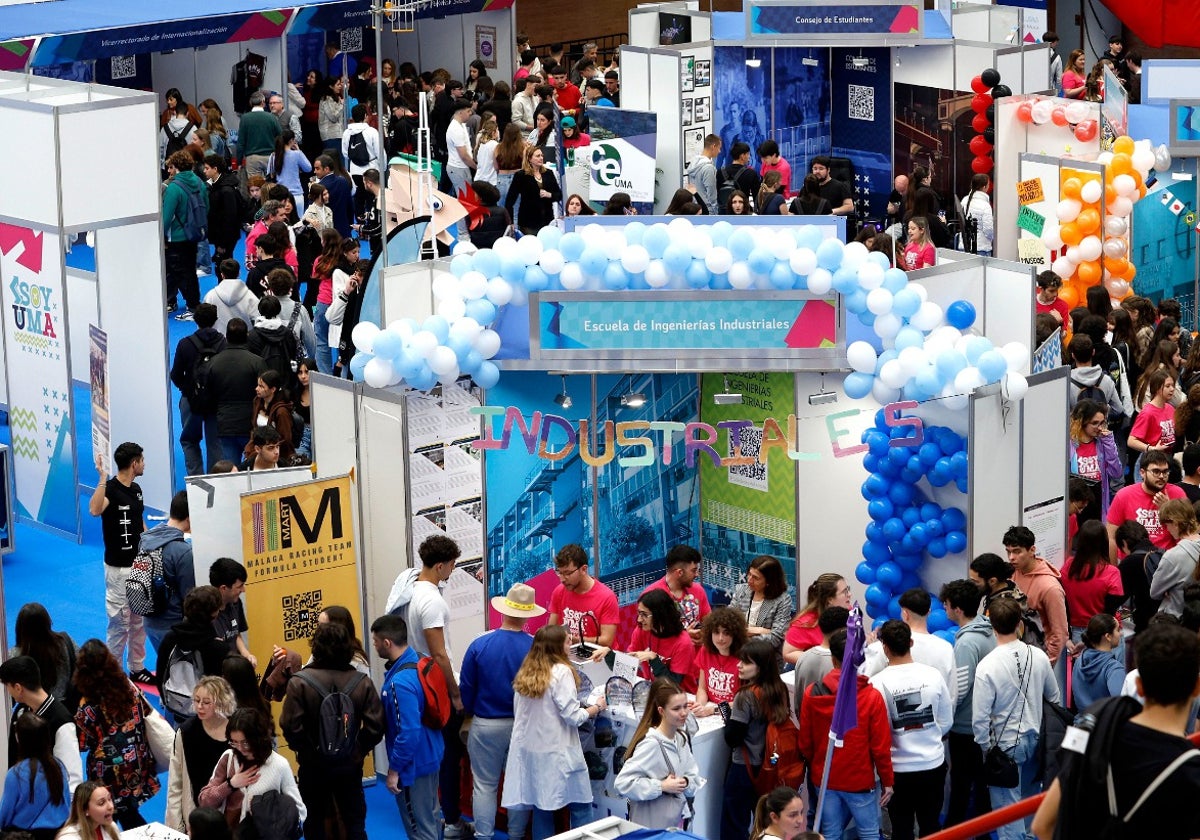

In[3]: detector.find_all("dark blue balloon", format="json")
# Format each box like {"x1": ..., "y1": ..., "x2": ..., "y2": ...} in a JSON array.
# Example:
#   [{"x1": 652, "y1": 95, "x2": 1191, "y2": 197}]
[
  {"x1": 888, "y1": 445, "x2": 911, "y2": 466},
  {"x1": 876, "y1": 561, "x2": 903, "y2": 589},
  {"x1": 865, "y1": 430, "x2": 891, "y2": 458},
  {"x1": 946, "y1": 300, "x2": 977, "y2": 330},
  {"x1": 865, "y1": 583, "x2": 891, "y2": 607},
  {"x1": 882, "y1": 517, "x2": 906, "y2": 542},
  {"x1": 887, "y1": 596, "x2": 903, "y2": 619},
  {"x1": 888, "y1": 482, "x2": 915, "y2": 507},
  {"x1": 863, "y1": 453, "x2": 880, "y2": 473},
  {"x1": 901, "y1": 467, "x2": 925, "y2": 485},
  {"x1": 874, "y1": 409, "x2": 890, "y2": 431},
  {"x1": 935, "y1": 629, "x2": 958, "y2": 644},
  {"x1": 909, "y1": 523, "x2": 929, "y2": 547},
  {"x1": 918, "y1": 442, "x2": 942, "y2": 467},
  {"x1": 951, "y1": 451, "x2": 969, "y2": 477},
  {"x1": 868, "y1": 498, "x2": 895, "y2": 521},
  {"x1": 928, "y1": 610, "x2": 953, "y2": 632},
  {"x1": 925, "y1": 518, "x2": 945, "y2": 538},
  {"x1": 939, "y1": 433, "x2": 964, "y2": 456},
  {"x1": 943, "y1": 508, "x2": 968, "y2": 531},
  {"x1": 928, "y1": 466, "x2": 951, "y2": 487},
  {"x1": 901, "y1": 534, "x2": 918, "y2": 554},
  {"x1": 877, "y1": 458, "x2": 901, "y2": 478},
  {"x1": 906, "y1": 454, "x2": 924, "y2": 474},
  {"x1": 895, "y1": 552, "x2": 924, "y2": 571},
  {"x1": 901, "y1": 507, "x2": 922, "y2": 528},
  {"x1": 946, "y1": 530, "x2": 968, "y2": 553},
  {"x1": 863, "y1": 473, "x2": 890, "y2": 498},
  {"x1": 866, "y1": 521, "x2": 884, "y2": 543},
  {"x1": 864, "y1": 541, "x2": 892, "y2": 565},
  {"x1": 955, "y1": 475, "x2": 969, "y2": 493},
  {"x1": 856, "y1": 561, "x2": 879, "y2": 585},
  {"x1": 872, "y1": 618, "x2": 887, "y2": 631},
  {"x1": 899, "y1": 571, "x2": 923, "y2": 591},
  {"x1": 927, "y1": 537, "x2": 948, "y2": 558},
  {"x1": 920, "y1": 503, "x2": 942, "y2": 521},
  {"x1": 935, "y1": 456, "x2": 954, "y2": 477}
]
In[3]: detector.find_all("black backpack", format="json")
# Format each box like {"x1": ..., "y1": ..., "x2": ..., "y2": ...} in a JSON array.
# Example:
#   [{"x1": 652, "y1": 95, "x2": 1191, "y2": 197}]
[
  {"x1": 293, "y1": 670, "x2": 367, "y2": 762},
  {"x1": 347, "y1": 130, "x2": 371, "y2": 166},
  {"x1": 186, "y1": 334, "x2": 221, "y2": 414},
  {"x1": 1071, "y1": 375, "x2": 1112, "y2": 415},
  {"x1": 164, "y1": 120, "x2": 195, "y2": 159},
  {"x1": 257, "y1": 329, "x2": 299, "y2": 389},
  {"x1": 717, "y1": 164, "x2": 746, "y2": 211}
]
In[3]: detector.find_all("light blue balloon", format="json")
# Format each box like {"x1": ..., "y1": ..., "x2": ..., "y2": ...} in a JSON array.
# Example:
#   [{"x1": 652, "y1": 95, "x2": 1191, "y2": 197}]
[
  {"x1": 748, "y1": 247, "x2": 774, "y2": 275},
  {"x1": 524, "y1": 266, "x2": 549, "y2": 291},
  {"x1": 965, "y1": 336, "x2": 994, "y2": 365},
  {"x1": 685, "y1": 260, "x2": 711, "y2": 289},
  {"x1": 831, "y1": 265, "x2": 860, "y2": 294},
  {"x1": 796, "y1": 225, "x2": 823, "y2": 251},
  {"x1": 643, "y1": 224, "x2": 671, "y2": 258},
  {"x1": 892, "y1": 288, "x2": 922, "y2": 318},
  {"x1": 449, "y1": 253, "x2": 474, "y2": 277},
  {"x1": 816, "y1": 237, "x2": 845, "y2": 271},
  {"x1": 536, "y1": 225, "x2": 563, "y2": 249},
  {"x1": 728, "y1": 229, "x2": 756, "y2": 261},
  {"x1": 472, "y1": 248, "x2": 500, "y2": 279},
  {"x1": 623, "y1": 221, "x2": 646, "y2": 244},
  {"x1": 627, "y1": 272, "x2": 649, "y2": 290},
  {"x1": 580, "y1": 247, "x2": 608, "y2": 278},
  {"x1": 397, "y1": 351, "x2": 424, "y2": 379},
  {"x1": 936, "y1": 350, "x2": 968, "y2": 381},
  {"x1": 895, "y1": 327, "x2": 925, "y2": 351},
  {"x1": 769, "y1": 263, "x2": 794, "y2": 290},
  {"x1": 475, "y1": 360, "x2": 501, "y2": 389},
  {"x1": 410, "y1": 366, "x2": 437, "y2": 391},
  {"x1": 875, "y1": 349, "x2": 898, "y2": 375},
  {"x1": 500, "y1": 255, "x2": 527, "y2": 283},
  {"x1": 882, "y1": 268, "x2": 908, "y2": 293},
  {"x1": 559, "y1": 232, "x2": 586, "y2": 261},
  {"x1": 603, "y1": 262, "x2": 630, "y2": 290},
  {"x1": 709, "y1": 220, "x2": 733, "y2": 247},
  {"x1": 663, "y1": 243, "x2": 692, "y2": 274},
  {"x1": 422, "y1": 316, "x2": 449, "y2": 343},
  {"x1": 371, "y1": 330, "x2": 402, "y2": 360},
  {"x1": 466, "y1": 299, "x2": 497, "y2": 325},
  {"x1": 447, "y1": 335, "x2": 473, "y2": 363},
  {"x1": 915, "y1": 366, "x2": 941, "y2": 397},
  {"x1": 867, "y1": 251, "x2": 891, "y2": 271},
  {"x1": 844, "y1": 372, "x2": 874, "y2": 399},
  {"x1": 349, "y1": 352, "x2": 371, "y2": 379},
  {"x1": 461, "y1": 350, "x2": 483, "y2": 375},
  {"x1": 977, "y1": 349, "x2": 1008, "y2": 383},
  {"x1": 845, "y1": 289, "x2": 868, "y2": 315},
  {"x1": 710, "y1": 272, "x2": 732, "y2": 290},
  {"x1": 859, "y1": 312, "x2": 876, "y2": 327}
]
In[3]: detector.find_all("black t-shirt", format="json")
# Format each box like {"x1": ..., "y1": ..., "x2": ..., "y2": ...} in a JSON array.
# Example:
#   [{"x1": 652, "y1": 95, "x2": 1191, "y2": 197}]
[
  {"x1": 818, "y1": 177, "x2": 851, "y2": 213},
  {"x1": 101, "y1": 478, "x2": 144, "y2": 567},
  {"x1": 213, "y1": 599, "x2": 249, "y2": 652}
]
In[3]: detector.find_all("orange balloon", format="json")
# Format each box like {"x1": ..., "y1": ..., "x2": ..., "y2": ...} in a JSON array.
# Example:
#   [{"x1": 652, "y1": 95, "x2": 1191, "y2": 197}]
[
  {"x1": 1110, "y1": 153, "x2": 1133, "y2": 176},
  {"x1": 1106, "y1": 256, "x2": 1130, "y2": 277},
  {"x1": 1077, "y1": 208, "x2": 1101, "y2": 234},
  {"x1": 1060, "y1": 222, "x2": 1082, "y2": 246},
  {"x1": 1125, "y1": 264, "x2": 1136, "y2": 281},
  {"x1": 1105, "y1": 184, "x2": 1118, "y2": 203},
  {"x1": 1058, "y1": 283, "x2": 1079, "y2": 309},
  {"x1": 1062, "y1": 178, "x2": 1083, "y2": 200},
  {"x1": 1077, "y1": 260, "x2": 1102, "y2": 284},
  {"x1": 1138, "y1": 184, "x2": 1146, "y2": 199},
  {"x1": 1113, "y1": 136, "x2": 1135, "y2": 155}
]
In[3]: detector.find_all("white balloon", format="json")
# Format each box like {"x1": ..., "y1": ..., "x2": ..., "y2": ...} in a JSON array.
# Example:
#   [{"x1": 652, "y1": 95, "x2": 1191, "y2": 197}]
[
  {"x1": 1131, "y1": 146, "x2": 1155, "y2": 177},
  {"x1": 954, "y1": 366, "x2": 986, "y2": 393},
  {"x1": 842, "y1": 241, "x2": 869, "y2": 270},
  {"x1": 866, "y1": 287, "x2": 894, "y2": 315},
  {"x1": 1095, "y1": 151, "x2": 1113, "y2": 166},
  {"x1": 560, "y1": 263, "x2": 586, "y2": 290},
  {"x1": 644, "y1": 260, "x2": 670, "y2": 288},
  {"x1": 940, "y1": 384, "x2": 969, "y2": 411},
  {"x1": 705, "y1": 247, "x2": 734, "y2": 275},
  {"x1": 410, "y1": 330, "x2": 439, "y2": 358},
  {"x1": 1078, "y1": 235, "x2": 1102, "y2": 262},
  {"x1": 1112, "y1": 174, "x2": 1137, "y2": 197},
  {"x1": 1056, "y1": 199, "x2": 1082, "y2": 223},
  {"x1": 351, "y1": 322, "x2": 379, "y2": 354},
  {"x1": 458, "y1": 271, "x2": 488, "y2": 300},
  {"x1": 538, "y1": 249, "x2": 565, "y2": 275},
  {"x1": 1108, "y1": 196, "x2": 1133, "y2": 218},
  {"x1": 451, "y1": 240, "x2": 478, "y2": 255},
  {"x1": 847, "y1": 341, "x2": 878, "y2": 374},
  {"x1": 879, "y1": 359, "x2": 908, "y2": 389},
  {"x1": 728, "y1": 262, "x2": 754, "y2": 289},
  {"x1": 491, "y1": 235, "x2": 519, "y2": 256},
  {"x1": 857, "y1": 262, "x2": 885, "y2": 290},
  {"x1": 1154, "y1": 144, "x2": 1172, "y2": 171},
  {"x1": 432, "y1": 273, "x2": 461, "y2": 301},
  {"x1": 485, "y1": 278, "x2": 514, "y2": 306},
  {"x1": 911, "y1": 283, "x2": 928, "y2": 302},
  {"x1": 910, "y1": 301, "x2": 944, "y2": 332},
  {"x1": 769, "y1": 233, "x2": 795, "y2": 261},
  {"x1": 1031, "y1": 100, "x2": 1054, "y2": 125},
  {"x1": 474, "y1": 329, "x2": 502, "y2": 359},
  {"x1": 386, "y1": 320, "x2": 414, "y2": 342},
  {"x1": 428, "y1": 346, "x2": 459, "y2": 375},
  {"x1": 438, "y1": 297, "x2": 467, "y2": 322},
  {"x1": 789, "y1": 247, "x2": 818, "y2": 276},
  {"x1": 874, "y1": 312, "x2": 903, "y2": 340},
  {"x1": 621, "y1": 244, "x2": 651, "y2": 274},
  {"x1": 1065, "y1": 246, "x2": 1081, "y2": 264},
  {"x1": 1002, "y1": 371, "x2": 1029, "y2": 401},
  {"x1": 1052, "y1": 256, "x2": 1075, "y2": 279},
  {"x1": 666, "y1": 217, "x2": 695, "y2": 239},
  {"x1": 1000, "y1": 341, "x2": 1030, "y2": 372},
  {"x1": 807, "y1": 268, "x2": 833, "y2": 295},
  {"x1": 1064, "y1": 101, "x2": 1090, "y2": 124},
  {"x1": 898, "y1": 346, "x2": 928, "y2": 377},
  {"x1": 438, "y1": 366, "x2": 461, "y2": 386},
  {"x1": 1041, "y1": 222, "x2": 1064, "y2": 250},
  {"x1": 1104, "y1": 216, "x2": 1128, "y2": 237},
  {"x1": 516, "y1": 234, "x2": 544, "y2": 265},
  {"x1": 872, "y1": 379, "x2": 901, "y2": 405},
  {"x1": 449, "y1": 318, "x2": 482, "y2": 341},
  {"x1": 1103, "y1": 237, "x2": 1127, "y2": 259},
  {"x1": 363, "y1": 357, "x2": 394, "y2": 389},
  {"x1": 687, "y1": 232, "x2": 714, "y2": 260},
  {"x1": 1080, "y1": 179, "x2": 1103, "y2": 204}
]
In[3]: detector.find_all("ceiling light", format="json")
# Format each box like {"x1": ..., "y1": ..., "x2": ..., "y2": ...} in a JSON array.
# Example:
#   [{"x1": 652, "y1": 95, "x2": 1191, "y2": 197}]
[
  {"x1": 621, "y1": 392, "x2": 646, "y2": 409},
  {"x1": 714, "y1": 376, "x2": 743, "y2": 405},
  {"x1": 808, "y1": 373, "x2": 838, "y2": 406},
  {"x1": 554, "y1": 375, "x2": 572, "y2": 409}
]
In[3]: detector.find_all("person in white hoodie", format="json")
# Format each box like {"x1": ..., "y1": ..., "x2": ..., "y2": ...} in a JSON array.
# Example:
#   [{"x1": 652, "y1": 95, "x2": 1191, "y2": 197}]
[
  {"x1": 160, "y1": 102, "x2": 198, "y2": 169},
  {"x1": 614, "y1": 678, "x2": 704, "y2": 830},
  {"x1": 860, "y1": 588, "x2": 956, "y2": 704},
  {"x1": 869, "y1": 620, "x2": 953, "y2": 840},
  {"x1": 204, "y1": 259, "x2": 259, "y2": 336},
  {"x1": 341, "y1": 103, "x2": 379, "y2": 220},
  {"x1": 1067, "y1": 333, "x2": 1126, "y2": 421},
  {"x1": 972, "y1": 598, "x2": 1060, "y2": 840}
]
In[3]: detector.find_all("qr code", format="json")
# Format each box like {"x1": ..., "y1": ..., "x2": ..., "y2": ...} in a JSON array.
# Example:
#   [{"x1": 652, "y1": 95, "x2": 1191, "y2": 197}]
[
  {"x1": 340, "y1": 27, "x2": 363, "y2": 54},
  {"x1": 110, "y1": 56, "x2": 136, "y2": 81},
  {"x1": 728, "y1": 426, "x2": 767, "y2": 492},
  {"x1": 848, "y1": 84, "x2": 874, "y2": 122},
  {"x1": 281, "y1": 589, "x2": 322, "y2": 642}
]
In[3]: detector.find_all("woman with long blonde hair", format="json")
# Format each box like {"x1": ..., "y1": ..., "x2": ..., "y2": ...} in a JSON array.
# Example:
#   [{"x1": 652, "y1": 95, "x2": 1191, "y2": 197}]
[
  {"x1": 474, "y1": 114, "x2": 500, "y2": 186},
  {"x1": 199, "y1": 100, "x2": 229, "y2": 159},
  {"x1": 164, "y1": 676, "x2": 237, "y2": 832},
  {"x1": 502, "y1": 625, "x2": 605, "y2": 838},
  {"x1": 55, "y1": 782, "x2": 120, "y2": 840}
]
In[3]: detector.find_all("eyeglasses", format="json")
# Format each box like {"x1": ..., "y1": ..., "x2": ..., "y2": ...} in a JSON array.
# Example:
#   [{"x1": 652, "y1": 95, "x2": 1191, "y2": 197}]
[
  {"x1": 192, "y1": 697, "x2": 214, "y2": 707},
  {"x1": 1145, "y1": 468, "x2": 1170, "y2": 476},
  {"x1": 555, "y1": 566, "x2": 583, "y2": 581},
  {"x1": 228, "y1": 738, "x2": 250, "y2": 748},
  {"x1": 636, "y1": 610, "x2": 652, "y2": 619}
]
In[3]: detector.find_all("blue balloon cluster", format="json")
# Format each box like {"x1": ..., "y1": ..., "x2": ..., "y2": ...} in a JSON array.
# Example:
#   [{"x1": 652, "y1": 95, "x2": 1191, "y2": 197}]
[{"x1": 856, "y1": 410, "x2": 969, "y2": 623}]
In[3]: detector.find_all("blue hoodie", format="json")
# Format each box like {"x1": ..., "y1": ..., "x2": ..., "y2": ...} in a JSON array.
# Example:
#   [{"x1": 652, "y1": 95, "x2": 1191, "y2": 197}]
[
  {"x1": 951, "y1": 614, "x2": 996, "y2": 734},
  {"x1": 0, "y1": 759, "x2": 71, "y2": 830},
  {"x1": 381, "y1": 646, "x2": 444, "y2": 787},
  {"x1": 139, "y1": 524, "x2": 195, "y2": 639},
  {"x1": 1072, "y1": 647, "x2": 1125, "y2": 709}
]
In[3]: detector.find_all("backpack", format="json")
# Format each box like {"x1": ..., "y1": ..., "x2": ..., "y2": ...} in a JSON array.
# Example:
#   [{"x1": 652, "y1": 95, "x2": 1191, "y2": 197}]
[
  {"x1": 399, "y1": 657, "x2": 452, "y2": 730},
  {"x1": 717, "y1": 164, "x2": 746, "y2": 211},
  {"x1": 257, "y1": 329, "x2": 299, "y2": 388},
  {"x1": 164, "y1": 120, "x2": 195, "y2": 159},
  {"x1": 162, "y1": 643, "x2": 204, "y2": 719},
  {"x1": 293, "y1": 670, "x2": 368, "y2": 762},
  {"x1": 1038, "y1": 696, "x2": 1075, "y2": 780},
  {"x1": 126, "y1": 544, "x2": 170, "y2": 616},
  {"x1": 1071, "y1": 375, "x2": 1110, "y2": 413},
  {"x1": 186, "y1": 334, "x2": 221, "y2": 414},
  {"x1": 178, "y1": 180, "x2": 208, "y2": 243},
  {"x1": 347, "y1": 130, "x2": 371, "y2": 166},
  {"x1": 743, "y1": 688, "x2": 805, "y2": 795}
]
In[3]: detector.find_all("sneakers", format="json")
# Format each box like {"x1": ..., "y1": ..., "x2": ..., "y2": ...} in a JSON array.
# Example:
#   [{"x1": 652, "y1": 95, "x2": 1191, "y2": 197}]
[
  {"x1": 444, "y1": 822, "x2": 474, "y2": 840},
  {"x1": 166, "y1": 301, "x2": 178, "y2": 313},
  {"x1": 175, "y1": 309, "x2": 195, "y2": 322},
  {"x1": 129, "y1": 668, "x2": 155, "y2": 684}
]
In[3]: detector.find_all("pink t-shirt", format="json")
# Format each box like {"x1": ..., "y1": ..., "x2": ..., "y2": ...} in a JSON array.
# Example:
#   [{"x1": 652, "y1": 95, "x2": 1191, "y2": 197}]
[
  {"x1": 643, "y1": 578, "x2": 711, "y2": 632},
  {"x1": 695, "y1": 648, "x2": 740, "y2": 703},
  {"x1": 1130, "y1": 402, "x2": 1175, "y2": 450},
  {"x1": 784, "y1": 610, "x2": 822, "y2": 652},
  {"x1": 549, "y1": 579, "x2": 619, "y2": 638},
  {"x1": 761, "y1": 158, "x2": 792, "y2": 198},
  {"x1": 1107, "y1": 482, "x2": 1188, "y2": 549},
  {"x1": 1074, "y1": 440, "x2": 1100, "y2": 481},
  {"x1": 902, "y1": 241, "x2": 936, "y2": 271},
  {"x1": 628, "y1": 627, "x2": 697, "y2": 692},
  {"x1": 1060, "y1": 557, "x2": 1124, "y2": 627}
]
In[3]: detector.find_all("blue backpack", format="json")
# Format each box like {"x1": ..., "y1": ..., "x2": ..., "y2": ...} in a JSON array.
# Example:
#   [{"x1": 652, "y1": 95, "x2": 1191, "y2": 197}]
[{"x1": 178, "y1": 180, "x2": 208, "y2": 243}]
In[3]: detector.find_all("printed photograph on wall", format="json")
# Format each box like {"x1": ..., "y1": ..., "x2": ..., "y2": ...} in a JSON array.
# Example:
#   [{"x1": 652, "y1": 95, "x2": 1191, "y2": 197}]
[
  {"x1": 681, "y1": 55, "x2": 695, "y2": 92},
  {"x1": 770, "y1": 47, "x2": 832, "y2": 178},
  {"x1": 694, "y1": 59, "x2": 711, "y2": 88},
  {"x1": 713, "y1": 46, "x2": 768, "y2": 170},
  {"x1": 659, "y1": 12, "x2": 693, "y2": 45},
  {"x1": 682, "y1": 98, "x2": 693, "y2": 127},
  {"x1": 695, "y1": 96, "x2": 711, "y2": 123}
]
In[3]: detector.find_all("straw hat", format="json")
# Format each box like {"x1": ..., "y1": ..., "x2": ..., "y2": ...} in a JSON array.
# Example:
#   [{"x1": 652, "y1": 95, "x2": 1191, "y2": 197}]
[{"x1": 491, "y1": 582, "x2": 546, "y2": 618}]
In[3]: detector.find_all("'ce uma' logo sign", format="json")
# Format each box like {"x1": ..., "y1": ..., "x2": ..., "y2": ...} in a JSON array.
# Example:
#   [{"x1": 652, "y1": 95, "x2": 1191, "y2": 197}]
[{"x1": 589, "y1": 143, "x2": 632, "y2": 189}]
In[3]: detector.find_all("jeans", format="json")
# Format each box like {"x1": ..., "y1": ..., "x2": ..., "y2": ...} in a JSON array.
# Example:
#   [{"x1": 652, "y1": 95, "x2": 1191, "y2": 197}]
[
  {"x1": 720, "y1": 761, "x2": 758, "y2": 840},
  {"x1": 219, "y1": 435, "x2": 249, "y2": 464},
  {"x1": 165, "y1": 241, "x2": 200, "y2": 309},
  {"x1": 196, "y1": 239, "x2": 213, "y2": 274},
  {"x1": 104, "y1": 565, "x2": 146, "y2": 671},
  {"x1": 505, "y1": 802, "x2": 592, "y2": 840},
  {"x1": 179, "y1": 395, "x2": 221, "y2": 476},
  {"x1": 820, "y1": 788, "x2": 882, "y2": 840},
  {"x1": 987, "y1": 731, "x2": 1040, "y2": 840},
  {"x1": 395, "y1": 771, "x2": 442, "y2": 840},
  {"x1": 888, "y1": 763, "x2": 947, "y2": 840},
  {"x1": 314, "y1": 302, "x2": 333, "y2": 374},
  {"x1": 298, "y1": 761, "x2": 367, "y2": 840},
  {"x1": 946, "y1": 731, "x2": 991, "y2": 831},
  {"x1": 496, "y1": 171, "x2": 515, "y2": 208},
  {"x1": 447, "y1": 167, "x2": 472, "y2": 236},
  {"x1": 468, "y1": 717, "x2": 529, "y2": 840}
]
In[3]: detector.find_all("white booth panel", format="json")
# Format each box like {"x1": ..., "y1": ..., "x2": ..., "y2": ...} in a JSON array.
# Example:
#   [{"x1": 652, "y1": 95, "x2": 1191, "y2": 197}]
[
  {"x1": 310, "y1": 376, "x2": 359, "y2": 479},
  {"x1": 65, "y1": 269, "x2": 97, "y2": 384},
  {"x1": 893, "y1": 45, "x2": 952, "y2": 87},
  {"x1": 0, "y1": 107, "x2": 59, "y2": 227},
  {"x1": 1020, "y1": 370, "x2": 1069, "y2": 566},
  {"x1": 994, "y1": 51, "x2": 1023, "y2": 94},
  {"x1": 1015, "y1": 156, "x2": 1059, "y2": 270},
  {"x1": 1143, "y1": 60, "x2": 1200, "y2": 105},
  {"x1": 59, "y1": 103, "x2": 160, "y2": 227},
  {"x1": 619, "y1": 48, "x2": 651, "y2": 112},
  {"x1": 913, "y1": 258, "x2": 986, "y2": 323},
  {"x1": 94, "y1": 221, "x2": 174, "y2": 512},
  {"x1": 650, "y1": 51, "x2": 682, "y2": 212},
  {"x1": 1023, "y1": 45, "x2": 1052, "y2": 93},
  {"x1": 955, "y1": 44, "x2": 1000, "y2": 92},
  {"x1": 356, "y1": 390, "x2": 413, "y2": 618},
  {"x1": 968, "y1": 382, "x2": 1020, "y2": 557},
  {"x1": 379, "y1": 261, "x2": 436, "y2": 327},
  {"x1": 457, "y1": 10, "x2": 515, "y2": 82},
  {"x1": 950, "y1": 8, "x2": 990, "y2": 42},
  {"x1": 983, "y1": 260, "x2": 1035, "y2": 360}
]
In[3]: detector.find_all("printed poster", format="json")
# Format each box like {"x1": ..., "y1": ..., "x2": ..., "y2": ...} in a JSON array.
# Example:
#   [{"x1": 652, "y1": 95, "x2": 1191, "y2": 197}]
[
  {"x1": 0, "y1": 224, "x2": 77, "y2": 536},
  {"x1": 586, "y1": 108, "x2": 658, "y2": 213},
  {"x1": 89, "y1": 325, "x2": 110, "y2": 466}
]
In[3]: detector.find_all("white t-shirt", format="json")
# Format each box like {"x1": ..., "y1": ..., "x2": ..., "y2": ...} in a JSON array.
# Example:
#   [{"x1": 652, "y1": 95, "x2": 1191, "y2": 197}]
[
  {"x1": 861, "y1": 631, "x2": 957, "y2": 705},
  {"x1": 869, "y1": 661, "x2": 954, "y2": 772},
  {"x1": 404, "y1": 579, "x2": 451, "y2": 659},
  {"x1": 446, "y1": 120, "x2": 472, "y2": 171},
  {"x1": 476, "y1": 140, "x2": 498, "y2": 184}
]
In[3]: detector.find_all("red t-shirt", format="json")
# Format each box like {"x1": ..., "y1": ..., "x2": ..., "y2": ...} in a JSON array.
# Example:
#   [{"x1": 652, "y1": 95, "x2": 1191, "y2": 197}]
[
  {"x1": 643, "y1": 578, "x2": 711, "y2": 632},
  {"x1": 1074, "y1": 440, "x2": 1100, "y2": 481},
  {"x1": 628, "y1": 627, "x2": 697, "y2": 692},
  {"x1": 1060, "y1": 557, "x2": 1124, "y2": 627},
  {"x1": 555, "y1": 83, "x2": 582, "y2": 114},
  {"x1": 1130, "y1": 403, "x2": 1175, "y2": 450},
  {"x1": 902, "y1": 242, "x2": 936, "y2": 271},
  {"x1": 784, "y1": 610, "x2": 822, "y2": 652},
  {"x1": 761, "y1": 158, "x2": 792, "y2": 198},
  {"x1": 549, "y1": 579, "x2": 619, "y2": 638},
  {"x1": 1036, "y1": 296, "x2": 1070, "y2": 325},
  {"x1": 1106, "y1": 482, "x2": 1188, "y2": 549},
  {"x1": 695, "y1": 648, "x2": 740, "y2": 703}
]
